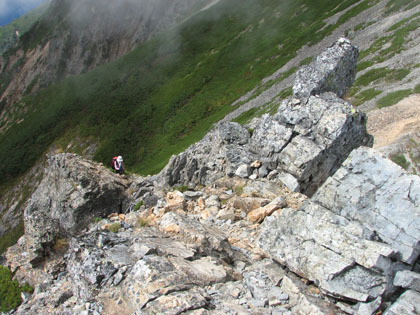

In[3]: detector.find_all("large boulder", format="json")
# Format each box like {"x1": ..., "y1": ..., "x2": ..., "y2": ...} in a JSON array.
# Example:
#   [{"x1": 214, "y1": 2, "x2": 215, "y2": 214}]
[
  {"x1": 314, "y1": 147, "x2": 420, "y2": 265},
  {"x1": 292, "y1": 37, "x2": 359, "y2": 100},
  {"x1": 23, "y1": 153, "x2": 129, "y2": 265},
  {"x1": 258, "y1": 147, "x2": 420, "y2": 311}
]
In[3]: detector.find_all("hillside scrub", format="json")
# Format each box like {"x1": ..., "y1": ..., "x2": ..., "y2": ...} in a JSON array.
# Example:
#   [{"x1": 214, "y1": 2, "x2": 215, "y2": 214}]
[
  {"x1": 0, "y1": 266, "x2": 33, "y2": 312},
  {"x1": 0, "y1": 3, "x2": 47, "y2": 54},
  {"x1": 0, "y1": 0, "x2": 391, "y2": 186}
]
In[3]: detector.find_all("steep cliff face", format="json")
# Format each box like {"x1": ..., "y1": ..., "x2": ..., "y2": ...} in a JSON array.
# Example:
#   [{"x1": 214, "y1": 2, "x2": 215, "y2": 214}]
[{"x1": 0, "y1": 0, "x2": 213, "y2": 129}]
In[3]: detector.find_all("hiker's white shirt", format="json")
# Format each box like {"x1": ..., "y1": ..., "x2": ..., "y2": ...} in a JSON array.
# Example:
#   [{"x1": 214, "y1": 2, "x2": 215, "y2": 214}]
[{"x1": 114, "y1": 161, "x2": 122, "y2": 170}]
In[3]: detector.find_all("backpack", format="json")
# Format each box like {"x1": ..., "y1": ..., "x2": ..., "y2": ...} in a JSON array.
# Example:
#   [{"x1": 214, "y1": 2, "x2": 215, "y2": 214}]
[{"x1": 111, "y1": 156, "x2": 118, "y2": 169}]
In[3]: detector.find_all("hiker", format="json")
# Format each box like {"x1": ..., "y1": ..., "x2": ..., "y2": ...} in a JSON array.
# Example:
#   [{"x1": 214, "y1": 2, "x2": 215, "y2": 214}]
[{"x1": 112, "y1": 156, "x2": 124, "y2": 175}]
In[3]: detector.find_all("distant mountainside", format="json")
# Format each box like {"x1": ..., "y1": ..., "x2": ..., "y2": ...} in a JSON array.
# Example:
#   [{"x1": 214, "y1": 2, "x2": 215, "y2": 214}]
[
  {"x1": 0, "y1": 0, "x2": 420, "y2": 254},
  {"x1": 0, "y1": 2, "x2": 48, "y2": 54}
]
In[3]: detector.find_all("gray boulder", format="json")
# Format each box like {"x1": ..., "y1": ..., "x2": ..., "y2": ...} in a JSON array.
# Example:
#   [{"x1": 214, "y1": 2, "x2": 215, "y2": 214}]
[
  {"x1": 394, "y1": 270, "x2": 420, "y2": 291},
  {"x1": 383, "y1": 290, "x2": 420, "y2": 315},
  {"x1": 258, "y1": 202, "x2": 393, "y2": 302},
  {"x1": 23, "y1": 153, "x2": 129, "y2": 265},
  {"x1": 258, "y1": 146, "x2": 420, "y2": 306},
  {"x1": 293, "y1": 37, "x2": 358, "y2": 100},
  {"x1": 314, "y1": 147, "x2": 420, "y2": 265}
]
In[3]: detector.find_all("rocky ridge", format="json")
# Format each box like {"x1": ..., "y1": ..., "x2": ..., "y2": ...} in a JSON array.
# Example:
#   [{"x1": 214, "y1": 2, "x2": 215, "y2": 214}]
[
  {"x1": 2, "y1": 39, "x2": 420, "y2": 314},
  {"x1": 158, "y1": 39, "x2": 372, "y2": 196}
]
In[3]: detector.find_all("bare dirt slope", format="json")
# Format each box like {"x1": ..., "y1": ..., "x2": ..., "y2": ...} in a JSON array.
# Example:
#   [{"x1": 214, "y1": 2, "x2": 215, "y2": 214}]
[
  {"x1": 367, "y1": 94, "x2": 420, "y2": 173},
  {"x1": 367, "y1": 94, "x2": 420, "y2": 148}
]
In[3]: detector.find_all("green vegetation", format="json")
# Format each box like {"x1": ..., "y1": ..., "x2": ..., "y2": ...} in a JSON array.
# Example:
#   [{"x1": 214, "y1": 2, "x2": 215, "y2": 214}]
[
  {"x1": 360, "y1": 11, "x2": 420, "y2": 62},
  {"x1": 133, "y1": 200, "x2": 144, "y2": 211},
  {"x1": 356, "y1": 60, "x2": 374, "y2": 72},
  {"x1": 354, "y1": 20, "x2": 375, "y2": 32},
  {"x1": 108, "y1": 222, "x2": 121, "y2": 233},
  {"x1": 234, "y1": 184, "x2": 245, "y2": 195},
  {"x1": 349, "y1": 67, "x2": 410, "y2": 98},
  {"x1": 0, "y1": 3, "x2": 48, "y2": 54},
  {"x1": 174, "y1": 185, "x2": 189, "y2": 193},
  {"x1": 299, "y1": 57, "x2": 313, "y2": 66},
  {"x1": 414, "y1": 83, "x2": 420, "y2": 94},
  {"x1": 390, "y1": 153, "x2": 409, "y2": 170},
  {"x1": 336, "y1": 0, "x2": 380, "y2": 25},
  {"x1": 377, "y1": 89, "x2": 412, "y2": 108},
  {"x1": 233, "y1": 107, "x2": 260, "y2": 125},
  {"x1": 0, "y1": 220, "x2": 24, "y2": 255},
  {"x1": 354, "y1": 67, "x2": 410, "y2": 88},
  {"x1": 385, "y1": 0, "x2": 420, "y2": 14},
  {"x1": 0, "y1": 265, "x2": 33, "y2": 312},
  {"x1": 137, "y1": 217, "x2": 150, "y2": 228},
  {"x1": 351, "y1": 88, "x2": 382, "y2": 106},
  {"x1": 0, "y1": 0, "x2": 374, "y2": 186},
  {"x1": 2, "y1": 0, "x2": 415, "y2": 184},
  {"x1": 277, "y1": 87, "x2": 293, "y2": 99}
]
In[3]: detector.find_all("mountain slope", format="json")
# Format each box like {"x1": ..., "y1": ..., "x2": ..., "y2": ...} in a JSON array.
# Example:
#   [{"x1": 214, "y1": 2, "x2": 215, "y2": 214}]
[
  {"x1": 0, "y1": 1, "x2": 48, "y2": 54},
  {"x1": 0, "y1": 0, "x2": 213, "y2": 123},
  {"x1": 1, "y1": 0, "x2": 420, "y2": 253},
  {"x1": 0, "y1": 0, "x2": 382, "y2": 182}
]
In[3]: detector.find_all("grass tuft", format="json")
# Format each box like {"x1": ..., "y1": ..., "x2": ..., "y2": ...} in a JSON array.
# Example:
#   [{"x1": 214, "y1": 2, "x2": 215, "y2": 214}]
[{"x1": 377, "y1": 89, "x2": 412, "y2": 108}]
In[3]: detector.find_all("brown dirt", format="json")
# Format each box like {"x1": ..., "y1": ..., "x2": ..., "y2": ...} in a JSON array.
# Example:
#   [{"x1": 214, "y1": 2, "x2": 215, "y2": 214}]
[{"x1": 367, "y1": 94, "x2": 420, "y2": 149}]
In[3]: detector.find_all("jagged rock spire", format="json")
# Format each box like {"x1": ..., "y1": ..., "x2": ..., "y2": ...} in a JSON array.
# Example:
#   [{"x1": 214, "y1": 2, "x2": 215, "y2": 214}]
[{"x1": 292, "y1": 37, "x2": 359, "y2": 100}]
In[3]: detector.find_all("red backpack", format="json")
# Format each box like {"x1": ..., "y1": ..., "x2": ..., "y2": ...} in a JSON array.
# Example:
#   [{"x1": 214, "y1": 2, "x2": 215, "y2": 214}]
[{"x1": 111, "y1": 156, "x2": 118, "y2": 169}]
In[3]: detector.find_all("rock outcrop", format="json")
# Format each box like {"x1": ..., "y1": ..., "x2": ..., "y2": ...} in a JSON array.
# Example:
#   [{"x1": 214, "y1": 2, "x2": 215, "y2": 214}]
[
  {"x1": 258, "y1": 147, "x2": 420, "y2": 313},
  {"x1": 159, "y1": 39, "x2": 372, "y2": 196},
  {"x1": 22, "y1": 153, "x2": 129, "y2": 266},
  {"x1": 292, "y1": 37, "x2": 359, "y2": 100}
]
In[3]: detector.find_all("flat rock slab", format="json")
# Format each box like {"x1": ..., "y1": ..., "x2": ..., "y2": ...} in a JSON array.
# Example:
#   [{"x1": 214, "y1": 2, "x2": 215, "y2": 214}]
[
  {"x1": 258, "y1": 202, "x2": 392, "y2": 302},
  {"x1": 314, "y1": 147, "x2": 420, "y2": 264}
]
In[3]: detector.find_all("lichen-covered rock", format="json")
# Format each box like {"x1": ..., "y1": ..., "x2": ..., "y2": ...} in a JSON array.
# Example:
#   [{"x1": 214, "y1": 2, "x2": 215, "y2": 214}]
[
  {"x1": 292, "y1": 37, "x2": 358, "y2": 100},
  {"x1": 23, "y1": 153, "x2": 129, "y2": 265}
]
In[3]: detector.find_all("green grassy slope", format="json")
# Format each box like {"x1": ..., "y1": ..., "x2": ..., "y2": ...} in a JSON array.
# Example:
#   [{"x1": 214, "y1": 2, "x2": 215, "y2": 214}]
[{"x1": 0, "y1": 0, "x2": 384, "y2": 186}]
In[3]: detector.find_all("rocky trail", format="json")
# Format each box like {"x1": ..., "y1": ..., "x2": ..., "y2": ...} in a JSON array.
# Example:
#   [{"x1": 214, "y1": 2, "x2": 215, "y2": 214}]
[{"x1": 3, "y1": 39, "x2": 420, "y2": 315}]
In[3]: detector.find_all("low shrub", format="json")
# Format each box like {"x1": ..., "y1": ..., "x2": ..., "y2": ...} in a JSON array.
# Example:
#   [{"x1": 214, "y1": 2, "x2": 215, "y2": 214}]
[
  {"x1": 0, "y1": 266, "x2": 33, "y2": 312},
  {"x1": 174, "y1": 185, "x2": 189, "y2": 193},
  {"x1": 108, "y1": 222, "x2": 121, "y2": 233},
  {"x1": 133, "y1": 200, "x2": 144, "y2": 211},
  {"x1": 390, "y1": 153, "x2": 409, "y2": 170},
  {"x1": 52, "y1": 238, "x2": 69, "y2": 254},
  {"x1": 137, "y1": 217, "x2": 150, "y2": 227}
]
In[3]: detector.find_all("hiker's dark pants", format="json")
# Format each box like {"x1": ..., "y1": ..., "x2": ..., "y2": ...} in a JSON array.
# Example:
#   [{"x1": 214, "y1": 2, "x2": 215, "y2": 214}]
[{"x1": 116, "y1": 168, "x2": 124, "y2": 175}]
